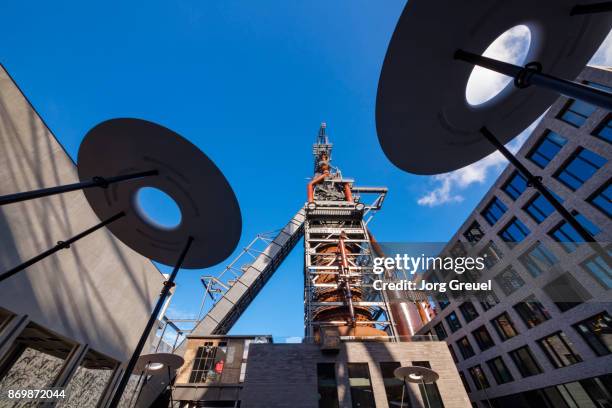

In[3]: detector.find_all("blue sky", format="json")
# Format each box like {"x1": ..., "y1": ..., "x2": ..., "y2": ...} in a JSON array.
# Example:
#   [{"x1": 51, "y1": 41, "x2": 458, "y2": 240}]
[{"x1": 1, "y1": 1, "x2": 610, "y2": 341}]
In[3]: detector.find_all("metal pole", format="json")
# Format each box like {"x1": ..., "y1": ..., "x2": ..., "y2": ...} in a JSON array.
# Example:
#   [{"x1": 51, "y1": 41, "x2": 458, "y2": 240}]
[
  {"x1": 171, "y1": 331, "x2": 182, "y2": 353},
  {"x1": 127, "y1": 368, "x2": 147, "y2": 408},
  {"x1": 167, "y1": 365, "x2": 175, "y2": 407},
  {"x1": 570, "y1": 1, "x2": 612, "y2": 15},
  {"x1": 108, "y1": 236, "x2": 194, "y2": 408},
  {"x1": 0, "y1": 211, "x2": 126, "y2": 283},
  {"x1": 0, "y1": 169, "x2": 158, "y2": 206},
  {"x1": 454, "y1": 49, "x2": 612, "y2": 111},
  {"x1": 154, "y1": 322, "x2": 169, "y2": 353},
  {"x1": 421, "y1": 378, "x2": 431, "y2": 408},
  {"x1": 481, "y1": 127, "x2": 611, "y2": 268}
]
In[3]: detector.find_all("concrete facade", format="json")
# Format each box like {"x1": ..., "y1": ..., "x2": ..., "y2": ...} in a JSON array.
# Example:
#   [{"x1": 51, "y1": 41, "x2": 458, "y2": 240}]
[
  {"x1": 415, "y1": 66, "x2": 612, "y2": 407},
  {"x1": 241, "y1": 341, "x2": 471, "y2": 408},
  {"x1": 0, "y1": 64, "x2": 166, "y2": 406}
]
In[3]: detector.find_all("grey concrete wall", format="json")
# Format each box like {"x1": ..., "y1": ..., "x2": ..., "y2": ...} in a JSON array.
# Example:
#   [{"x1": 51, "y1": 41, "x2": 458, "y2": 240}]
[
  {"x1": 241, "y1": 341, "x2": 471, "y2": 408},
  {"x1": 0, "y1": 64, "x2": 164, "y2": 363}
]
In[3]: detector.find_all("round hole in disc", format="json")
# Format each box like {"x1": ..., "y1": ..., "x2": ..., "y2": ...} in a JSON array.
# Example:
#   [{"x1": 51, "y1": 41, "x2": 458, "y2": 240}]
[
  {"x1": 135, "y1": 187, "x2": 182, "y2": 230},
  {"x1": 147, "y1": 362, "x2": 164, "y2": 371},
  {"x1": 465, "y1": 25, "x2": 532, "y2": 106}
]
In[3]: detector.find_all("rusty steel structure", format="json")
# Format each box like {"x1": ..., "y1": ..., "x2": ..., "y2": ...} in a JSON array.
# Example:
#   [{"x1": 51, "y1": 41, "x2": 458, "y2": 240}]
[
  {"x1": 184, "y1": 123, "x2": 420, "y2": 342},
  {"x1": 304, "y1": 123, "x2": 398, "y2": 340}
]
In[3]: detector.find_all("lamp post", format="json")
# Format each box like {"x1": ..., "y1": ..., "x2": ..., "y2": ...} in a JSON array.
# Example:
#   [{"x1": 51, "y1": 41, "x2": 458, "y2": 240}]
[{"x1": 394, "y1": 366, "x2": 440, "y2": 408}]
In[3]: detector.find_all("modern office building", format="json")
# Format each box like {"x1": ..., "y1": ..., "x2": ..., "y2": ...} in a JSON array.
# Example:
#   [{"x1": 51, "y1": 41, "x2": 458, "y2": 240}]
[{"x1": 415, "y1": 66, "x2": 612, "y2": 408}]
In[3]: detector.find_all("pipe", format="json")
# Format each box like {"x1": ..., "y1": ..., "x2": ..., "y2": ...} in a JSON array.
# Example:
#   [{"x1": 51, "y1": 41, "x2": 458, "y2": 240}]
[
  {"x1": 338, "y1": 232, "x2": 356, "y2": 326},
  {"x1": 307, "y1": 172, "x2": 328, "y2": 203},
  {"x1": 343, "y1": 182, "x2": 354, "y2": 202},
  {"x1": 368, "y1": 230, "x2": 422, "y2": 338}
]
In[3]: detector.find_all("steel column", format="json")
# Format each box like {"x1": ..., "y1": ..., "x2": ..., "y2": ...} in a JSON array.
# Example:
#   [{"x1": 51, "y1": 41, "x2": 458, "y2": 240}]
[
  {"x1": 0, "y1": 170, "x2": 158, "y2": 206},
  {"x1": 0, "y1": 212, "x2": 126, "y2": 283},
  {"x1": 108, "y1": 236, "x2": 194, "y2": 408}
]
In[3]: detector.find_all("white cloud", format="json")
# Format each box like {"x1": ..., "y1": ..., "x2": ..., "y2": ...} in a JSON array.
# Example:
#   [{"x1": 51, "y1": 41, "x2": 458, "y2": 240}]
[
  {"x1": 417, "y1": 120, "x2": 539, "y2": 207},
  {"x1": 589, "y1": 29, "x2": 612, "y2": 66},
  {"x1": 466, "y1": 25, "x2": 531, "y2": 105}
]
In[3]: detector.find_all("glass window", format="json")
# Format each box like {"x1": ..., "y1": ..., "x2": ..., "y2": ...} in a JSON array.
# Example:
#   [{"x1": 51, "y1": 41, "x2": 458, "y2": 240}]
[
  {"x1": 347, "y1": 363, "x2": 375, "y2": 408},
  {"x1": 468, "y1": 365, "x2": 490, "y2": 390},
  {"x1": 593, "y1": 114, "x2": 612, "y2": 143},
  {"x1": 463, "y1": 221, "x2": 485, "y2": 245},
  {"x1": 523, "y1": 193, "x2": 556, "y2": 223},
  {"x1": 448, "y1": 344, "x2": 458, "y2": 363},
  {"x1": 189, "y1": 342, "x2": 219, "y2": 383},
  {"x1": 445, "y1": 311, "x2": 462, "y2": 333},
  {"x1": 537, "y1": 332, "x2": 582, "y2": 368},
  {"x1": 559, "y1": 99, "x2": 597, "y2": 127},
  {"x1": 573, "y1": 312, "x2": 612, "y2": 356},
  {"x1": 379, "y1": 362, "x2": 405, "y2": 408},
  {"x1": 472, "y1": 325, "x2": 495, "y2": 351},
  {"x1": 413, "y1": 362, "x2": 444, "y2": 408},
  {"x1": 457, "y1": 336, "x2": 476, "y2": 359},
  {"x1": 554, "y1": 148, "x2": 607, "y2": 191},
  {"x1": 459, "y1": 371, "x2": 471, "y2": 393},
  {"x1": 482, "y1": 197, "x2": 508, "y2": 226},
  {"x1": 543, "y1": 272, "x2": 592, "y2": 312},
  {"x1": 479, "y1": 291, "x2": 500, "y2": 311},
  {"x1": 317, "y1": 363, "x2": 339, "y2": 408},
  {"x1": 437, "y1": 294, "x2": 450, "y2": 310},
  {"x1": 494, "y1": 266, "x2": 525, "y2": 296},
  {"x1": 509, "y1": 345, "x2": 542, "y2": 377},
  {"x1": 450, "y1": 241, "x2": 468, "y2": 257},
  {"x1": 513, "y1": 295, "x2": 551, "y2": 328},
  {"x1": 588, "y1": 180, "x2": 612, "y2": 217},
  {"x1": 527, "y1": 130, "x2": 567, "y2": 168},
  {"x1": 486, "y1": 357, "x2": 514, "y2": 385},
  {"x1": 434, "y1": 323, "x2": 448, "y2": 341},
  {"x1": 459, "y1": 302, "x2": 479, "y2": 323},
  {"x1": 579, "y1": 375, "x2": 612, "y2": 406},
  {"x1": 549, "y1": 213, "x2": 601, "y2": 252},
  {"x1": 518, "y1": 241, "x2": 558, "y2": 278},
  {"x1": 499, "y1": 217, "x2": 531, "y2": 246},
  {"x1": 491, "y1": 312, "x2": 519, "y2": 341},
  {"x1": 479, "y1": 241, "x2": 503, "y2": 269},
  {"x1": 581, "y1": 251, "x2": 612, "y2": 289},
  {"x1": 502, "y1": 172, "x2": 528, "y2": 201}
]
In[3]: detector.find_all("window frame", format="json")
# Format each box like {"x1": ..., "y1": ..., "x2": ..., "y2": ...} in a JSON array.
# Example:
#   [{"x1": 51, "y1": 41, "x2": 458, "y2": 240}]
[
  {"x1": 537, "y1": 331, "x2": 582, "y2": 369},
  {"x1": 456, "y1": 336, "x2": 476, "y2": 359},
  {"x1": 527, "y1": 130, "x2": 567, "y2": 169},
  {"x1": 553, "y1": 147, "x2": 607, "y2": 191},
  {"x1": 481, "y1": 197, "x2": 508, "y2": 226},
  {"x1": 486, "y1": 356, "x2": 514, "y2": 385},
  {"x1": 513, "y1": 295, "x2": 551, "y2": 329},
  {"x1": 572, "y1": 312, "x2": 612, "y2": 356},
  {"x1": 491, "y1": 312, "x2": 519, "y2": 341},
  {"x1": 509, "y1": 345, "x2": 543, "y2": 378},
  {"x1": 502, "y1": 172, "x2": 528, "y2": 201},
  {"x1": 472, "y1": 325, "x2": 495, "y2": 351},
  {"x1": 498, "y1": 217, "x2": 531, "y2": 246}
]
